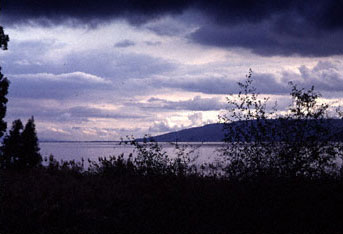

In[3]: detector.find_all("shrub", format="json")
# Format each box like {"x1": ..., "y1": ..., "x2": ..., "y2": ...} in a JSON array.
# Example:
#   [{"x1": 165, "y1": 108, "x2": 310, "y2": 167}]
[{"x1": 220, "y1": 70, "x2": 343, "y2": 179}]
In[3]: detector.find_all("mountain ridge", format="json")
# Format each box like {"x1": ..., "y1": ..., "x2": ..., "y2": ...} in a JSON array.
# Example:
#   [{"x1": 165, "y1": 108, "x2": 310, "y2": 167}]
[{"x1": 141, "y1": 119, "x2": 343, "y2": 142}]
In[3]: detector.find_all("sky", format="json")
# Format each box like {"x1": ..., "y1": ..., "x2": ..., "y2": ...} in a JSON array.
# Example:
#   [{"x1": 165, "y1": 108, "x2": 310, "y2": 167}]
[{"x1": 1, "y1": 0, "x2": 343, "y2": 141}]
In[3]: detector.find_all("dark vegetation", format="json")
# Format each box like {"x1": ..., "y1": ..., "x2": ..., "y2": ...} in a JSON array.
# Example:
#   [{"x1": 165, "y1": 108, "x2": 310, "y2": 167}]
[
  {"x1": 219, "y1": 70, "x2": 343, "y2": 179},
  {"x1": 2, "y1": 27, "x2": 343, "y2": 234},
  {"x1": 0, "y1": 26, "x2": 9, "y2": 138},
  {"x1": 4, "y1": 163, "x2": 343, "y2": 234},
  {"x1": 1, "y1": 117, "x2": 42, "y2": 169}
]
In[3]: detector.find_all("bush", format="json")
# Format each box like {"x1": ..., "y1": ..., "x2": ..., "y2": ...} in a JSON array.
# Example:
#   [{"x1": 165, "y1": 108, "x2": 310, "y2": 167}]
[{"x1": 220, "y1": 70, "x2": 343, "y2": 179}]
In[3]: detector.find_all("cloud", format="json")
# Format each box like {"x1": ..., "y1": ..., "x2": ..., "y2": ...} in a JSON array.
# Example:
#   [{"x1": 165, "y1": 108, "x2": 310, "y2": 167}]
[
  {"x1": 38, "y1": 126, "x2": 122, "y2": 141},
  {"x1": 13, "y1": 71, "x2": 109, "y2": 83},
  {"x1": 150, "y1": 72, "x2": 288, "y2": 95},
  {"x1": 1, "y1": 0, "x2": 192, "y2": 26},
  {"x1": 114, "y1": 40, "x2": 135, "y2": 48},
  {"x1": 2, "y1": 42, "x2": 177, "y2": 84},
  {"x1": 146, "y1": 96, "x2": 226, "y2": 111},
  {"x1": 6, "y1": 101, "x2": 147, "y2": 125},
  {"x1": 147, "y1": 112, "x2": 206, "y2": 135},
  {"x1": 190, "y1": 17, "x2": 343, "y2": 57},
  {"x1": 66, "y1": 106, "x2": 145, "y2": 120},
  {"x1": 188, "y1": 112, "x2": 203, "y2": 126},
  {"x1": 281, "y1": 61, "x2": 343, "y2": 92},
  {"x1": 142, "y1": 61, "x2": 343, "y2": 95},
  {"x1": 59, "y1": 51, "x2": 176, "y2": 80},
  {"x1": 148, "y1": 120, "x2": 184, "y2": 134},
  {"x1": 7, "y1": 72, "x2": 111, "y2": 99},
  {"x1": 189, "y1": 1, "x2": 343, "y2": 56},
  {"x1": 145, "y1": 41, "x2": 162, "y2": 46},
  {"x1": 144, "y1": 16, "x2": 195, "y2": 36},
  {"x1": 0, "y1": 39, "x2": 65, "y2": 74},
  {"x1": 3, "y1": 0, "x2": 341, "y2": 32},
  {"x1": 3, "y1": 1, "x2": 343, "y2": 56}
]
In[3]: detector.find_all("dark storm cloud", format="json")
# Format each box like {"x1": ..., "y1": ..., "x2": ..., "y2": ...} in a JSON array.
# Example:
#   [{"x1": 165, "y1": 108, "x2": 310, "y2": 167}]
[
  {"x1": 3, "y1": 0, "x2": 343, "y2": 56},
  {"x1": 1, "y1": 0, "x2": 192, "y2": 26},
  {"x1": 190, "y1": 17, "x2": 343, "y2": 57},
  {"x1": 3, "y1": 0, "x2": 342, "y2": 30},
  {"x1": 188, "y1": 0, "x2": 343, "y2": 56}
]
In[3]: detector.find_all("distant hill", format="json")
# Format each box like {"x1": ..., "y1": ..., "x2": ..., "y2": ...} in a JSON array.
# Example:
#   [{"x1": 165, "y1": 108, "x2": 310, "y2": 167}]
[
  {"x1": 143, "y1": 123, "x2": 226, "y2": 142},
  {"x1": 140, "y1": 119, "x2": 343, "y2": 142}
]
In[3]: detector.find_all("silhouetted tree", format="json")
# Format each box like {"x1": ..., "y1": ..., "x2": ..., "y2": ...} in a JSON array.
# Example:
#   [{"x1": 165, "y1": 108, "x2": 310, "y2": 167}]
[
  {"x1": 1, "y1": 117, "x2": 42, "y2": 169},
  {"x1": 0, "y1": 26, "x2": 9, "y2": 138},
  {"x1": 21, "y1": 116, "x2": 42, "y2": 168},
  {"x1": 221, "y1": 70, "x2": 343, "y2": 178},
  {"x1": 0, "y1": 23, "x2": 10, "y2": 234},
  {"x1": 1, "y1": 119, "x2": 23, "y2": 169},
  {"x1": 0, "y1": 26, "x2": 9, "y2": 50},
  {"x1": 0, "y1": 69, "x2": 9, "y2": 139},
  {"x1": 220, "y1": 70, "x2": 278, "y2": 178},
  {"x1": 274, "y1": 83, "x2": 338, "y2": 177},
  {"x1": 0, "y1": 26, "x2": 42, "y2": 169}
]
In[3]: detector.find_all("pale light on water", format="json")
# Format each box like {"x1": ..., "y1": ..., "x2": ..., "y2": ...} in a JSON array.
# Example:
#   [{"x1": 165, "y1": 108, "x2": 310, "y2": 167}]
[{"x1": 39, "y1": 141, "x2": 224, "y2": 166}]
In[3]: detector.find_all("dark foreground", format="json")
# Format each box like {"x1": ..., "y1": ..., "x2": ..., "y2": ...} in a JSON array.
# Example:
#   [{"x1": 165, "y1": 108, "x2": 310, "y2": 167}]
[{"x1": 2, "y1": 165, "x2": 343, "y2": 234}]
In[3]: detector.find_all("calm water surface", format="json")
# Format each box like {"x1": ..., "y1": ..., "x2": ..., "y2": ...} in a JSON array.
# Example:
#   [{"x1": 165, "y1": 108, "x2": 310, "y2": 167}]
[{"x1": 40, "y1": 141, "x2": 224, "y2": 164}]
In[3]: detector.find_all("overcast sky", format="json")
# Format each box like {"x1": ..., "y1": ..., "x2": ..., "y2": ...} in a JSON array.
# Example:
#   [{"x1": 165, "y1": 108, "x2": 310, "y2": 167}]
[{"x1": 1, "y1": 0, "x2": 343, "y2": 140}]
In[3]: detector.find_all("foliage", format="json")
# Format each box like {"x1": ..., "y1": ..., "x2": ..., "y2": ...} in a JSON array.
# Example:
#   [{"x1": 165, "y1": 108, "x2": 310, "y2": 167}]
[
  {"x1": 0, "y1": 26, "x2": 9, "y2": 50},
  {"x1": 1, "y1": 119, "x2": 24, "y2": 169},
  {"x1": 118, "y1": 136, "x2": 198, "y2": 176},
  {"x1": 21, "y1": 116, "x2": 42, "y2": 168},
  {"x1": 275, "y1": 83, "x2": 342, "y2": 177},
  {"x1": 128, "y1": 135, "x2": 171, "y2": 175},
  {"x1": 88, "y1": 154, "x2": 135, "y2": 177},
  {"x1": 0, "y1": 117, "x2": 42, "y2": 169},
  {"x1": 0, "y1": 26, "x2": 9, "y2": 138},
  {"x1": 170, "y1": 141, "x2": 199, "y2": 176},
  {"x1": 0, "y1": 22, "x2": 9, "y2": 234},
  {"x1": 219, "y1": 70, "x2": 277, "y2": 178},
  {"x1": 3, "y1": 115, "x2": 343, "y2": 233},
  {"x1": 4, "y1": 158, "x2": 343, "y2": 234},
  {"x1": 0, "y1": 25, "x2": 41, "y2": 169},
  {"x1": 44, "y1": 154, "x2": 85, "y2": 175},
  {"x1": 220, "y1": 70, "x2": 343, "y2": 179}
]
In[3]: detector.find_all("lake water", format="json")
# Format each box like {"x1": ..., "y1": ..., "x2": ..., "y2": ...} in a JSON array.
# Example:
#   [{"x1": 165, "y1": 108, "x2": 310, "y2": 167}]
[
  {"x1": 40, "y1": 141, "x2": 225, "y2": 166},
  {"x1": 39, "y1": 141, "x2": 343, "y2": 171}
]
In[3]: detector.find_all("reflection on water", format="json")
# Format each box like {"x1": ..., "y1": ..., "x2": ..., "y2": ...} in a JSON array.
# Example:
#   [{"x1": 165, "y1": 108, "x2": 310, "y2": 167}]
[{"x1": 40, "y1": 141, "x2": 225, "y2": 165}]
